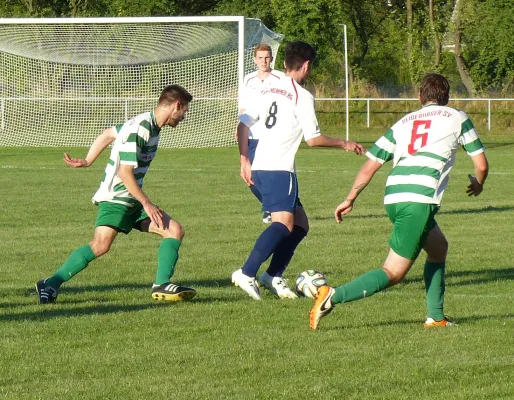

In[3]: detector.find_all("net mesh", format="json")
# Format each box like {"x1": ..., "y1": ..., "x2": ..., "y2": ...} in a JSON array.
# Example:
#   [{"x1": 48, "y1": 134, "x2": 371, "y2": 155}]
[{"x1": 0, "y1": 18, "x2": 283, "y2": 147}]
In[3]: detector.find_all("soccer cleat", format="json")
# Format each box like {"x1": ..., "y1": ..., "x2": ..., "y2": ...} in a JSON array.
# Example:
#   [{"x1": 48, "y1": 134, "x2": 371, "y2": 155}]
[
  {"x1": 35, "y1": 280, "x2": 58, "y2": 304},
  {"x1": 151, "y1": 283, "x2": 196, "y2": 301},
  {"x1": 231, "y1": 269, "x2": 261, "y2": 300},
  {"x1": 262, "y1": 211, "x2": 272, "y2": 224},
  {"x1": 424, "y1": 317, "x2": 455, "y2": 328},
  {"x1": 258, "y1": 272, "x2": 298, "y2": 299},
  {"x1": 309, "y1": 285, "x2": 335, "y2": 330}
]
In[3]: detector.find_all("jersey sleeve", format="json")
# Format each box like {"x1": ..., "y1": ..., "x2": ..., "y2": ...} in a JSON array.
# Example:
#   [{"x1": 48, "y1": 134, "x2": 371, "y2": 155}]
[
  {"x1": 296, "y1": 92, "x2": 321, "y2": 141},
  {"x1": 238, "y1": 84, "x2": 253, "y2": 111},
  {"x1": 238, "y1": 92, "x2": 262, "y2": 128},
  {"x1": 457, "y1": 111, "x2": 485, "y2": 156},
  {"x1": 118, "y1": 122, "x2": 147, "y2": 167},
  {"x1": 366, "y1": 128, "x2": 396, "y2": 164}
]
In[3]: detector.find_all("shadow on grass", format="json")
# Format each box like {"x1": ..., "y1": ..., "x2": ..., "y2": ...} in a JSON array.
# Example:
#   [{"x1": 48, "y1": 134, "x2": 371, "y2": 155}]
[
  {"x1": 310, "y1": 205, "x2": 514, "y2": 221},
  {"x1": 322, "y1": 312, "x2": 514, "y2": 331},
  {"x1": 1, "y1": 294, "x2": 239, "y2": 322},
  {"x1": 403, "y1": 267, "x2": 514, "y2": 286},
  {"x1": 14, "y1": 278, "x2": 234, "y2": 298}
]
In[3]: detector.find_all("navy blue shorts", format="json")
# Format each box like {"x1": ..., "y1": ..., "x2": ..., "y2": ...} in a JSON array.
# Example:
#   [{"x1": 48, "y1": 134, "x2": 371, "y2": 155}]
[{"x1": 251, "y1": 170, "x2": 299, "y2": 213}]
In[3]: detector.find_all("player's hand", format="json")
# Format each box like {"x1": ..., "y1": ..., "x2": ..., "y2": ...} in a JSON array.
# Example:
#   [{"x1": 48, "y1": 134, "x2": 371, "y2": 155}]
[
  {"x1": 466, "y1": 174, "x2": 483, "y2": 196},
  {"x1": 335, "y1": 199, "x2": 355, "y2": 223},
  {"x1": 64, "y1": 153, "x2": 90, "y2": 168},
  {"x1": 142, "y1": 201, "x2": 163, "y2": 229},
  {"x1": 234, "y1": 129, "x2": 239, "y2": 143},
  {"x1": 240, "y1": 159, "x2": 254, "y2": 186},
  {"x1": 344, "y1": 141, "x2": 366, "y2": 156}
]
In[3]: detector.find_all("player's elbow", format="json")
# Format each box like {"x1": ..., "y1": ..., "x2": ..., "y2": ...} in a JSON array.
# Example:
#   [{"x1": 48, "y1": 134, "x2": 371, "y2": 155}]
[
  {"x1": 118, "y1": 165, "x2": 134, "y2": 180},
  {"x1": 473, "y1": 154, "x2": 489, "y2": 175},
  {"x1": 306, "y1": 138, "x2": 317, "y2": 147},
  {"x1": 102, "y1": 127, "x2": 117, "y2": 142}
]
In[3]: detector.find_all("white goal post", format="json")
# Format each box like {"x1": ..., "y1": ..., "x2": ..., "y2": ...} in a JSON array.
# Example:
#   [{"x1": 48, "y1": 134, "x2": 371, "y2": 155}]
[{"x1": 0, "y1": 16, "x2": 284, "y2": 148}]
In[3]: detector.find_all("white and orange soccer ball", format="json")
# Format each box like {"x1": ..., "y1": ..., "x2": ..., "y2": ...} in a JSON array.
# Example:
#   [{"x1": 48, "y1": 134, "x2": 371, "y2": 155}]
[{"x1": 295, "y1": 270, "x2": 328, "y2": 298}]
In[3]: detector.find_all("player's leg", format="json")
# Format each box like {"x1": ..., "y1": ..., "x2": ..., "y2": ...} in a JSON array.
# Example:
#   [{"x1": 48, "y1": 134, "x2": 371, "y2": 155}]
[
  {"x1": 36, "y1": 202, "x2": 124, "y2": 304},
  {"x1": 138, "y1": 212, "x2": 196, "y2": 301},
  {"x1": 260, "y1": 204, "x2": 309, "y2": 298},
  {"x1": 422, "y1": 224, "x2": 451, "y2": 327},
  {"x1": 232, "y1": 171, "x2": 293, "y2": 300},
  {"x1": 310, "y1": 202, "x2": 431, "y2": 329}
]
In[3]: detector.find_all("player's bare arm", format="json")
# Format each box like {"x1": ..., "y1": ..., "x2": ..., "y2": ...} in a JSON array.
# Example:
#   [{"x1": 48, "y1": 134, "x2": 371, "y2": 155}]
[
  {"x1": 64, "y1": 127, "x2": 117, "y2": 168},
  {"x1": 467, "y1": 152, "x2": 489, "y2": 196},
  {"x1": 118, "y1": 164, "x2": 163, "y2": 228},
  {"x1": 306, "y1": 135, "x2": 366, "y2": 155},
  {"x1": 335, "y1": 159, "x2": 382, "y2": 223},
  {"x1": 237, "y1": 122, "x2": 254, "y2": 186},
  {"x1": 234, "y1": 108, "x2": 246, "y2": 142}
]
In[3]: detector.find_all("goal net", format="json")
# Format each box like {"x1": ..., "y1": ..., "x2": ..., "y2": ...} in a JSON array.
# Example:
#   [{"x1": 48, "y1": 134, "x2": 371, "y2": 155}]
[{"x1": 0, "y1": 17, "x2": 284, "y2": 148}]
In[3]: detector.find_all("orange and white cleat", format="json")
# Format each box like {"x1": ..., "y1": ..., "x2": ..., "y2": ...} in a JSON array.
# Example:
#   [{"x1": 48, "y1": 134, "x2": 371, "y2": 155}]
[
  {"x1": 424, "y1": 317, "x2": 456, "y2": 328},
  {"x1": 309, "y1": 285, "x2": 335, "y2": 330}
]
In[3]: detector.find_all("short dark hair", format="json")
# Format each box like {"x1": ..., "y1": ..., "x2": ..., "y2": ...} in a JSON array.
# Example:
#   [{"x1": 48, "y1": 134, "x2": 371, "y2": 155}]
[
  {"x1": 159, "y1": 84, "x2": 193, "y2": 105},
  {"x1": 284, "y1": 41, "x2": 317, "y2": 71},
  {"x1": 419, "y1": 73, "x2": 450, "y2": 106}
]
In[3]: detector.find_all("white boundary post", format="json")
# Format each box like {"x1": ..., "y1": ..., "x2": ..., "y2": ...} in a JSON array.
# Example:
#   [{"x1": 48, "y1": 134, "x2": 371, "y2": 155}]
[
  {"x1": 339, "y1": 24, "x2": 350, "y2": 141},
  {"x1": 237, "y1": 16, "x2": 245, "y2": 104},
  {"x1": 343, "y1": 25, "x2": 349, "y2": 141}
]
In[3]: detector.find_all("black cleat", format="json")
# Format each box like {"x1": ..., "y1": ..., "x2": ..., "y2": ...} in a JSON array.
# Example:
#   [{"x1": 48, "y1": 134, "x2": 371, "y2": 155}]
[
  {"x1": 151, "y1": 283, "x2": 196, "y2": 302},
  {"x1": 35, "y1": 280, "x2": 58, "y2": 304}
]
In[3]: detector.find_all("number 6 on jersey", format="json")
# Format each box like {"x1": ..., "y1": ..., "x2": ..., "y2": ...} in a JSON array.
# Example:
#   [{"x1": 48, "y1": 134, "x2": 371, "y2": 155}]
[{"x1": 408, "y1": 120, "x2": 431, "y2": 155}]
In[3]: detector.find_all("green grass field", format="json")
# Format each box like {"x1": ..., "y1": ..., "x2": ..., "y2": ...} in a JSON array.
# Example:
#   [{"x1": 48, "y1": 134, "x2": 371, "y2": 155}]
[{"x1": 1, "y1": 132, "x2": 514, "y2": 399}]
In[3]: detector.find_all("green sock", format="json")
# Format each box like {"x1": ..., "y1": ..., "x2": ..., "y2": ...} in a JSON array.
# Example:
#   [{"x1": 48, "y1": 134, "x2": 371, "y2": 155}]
[
  {"x1": 46, "y1": 245, "x2": 96, "y2": 289},
  {"x1": 154, "y1": 238, "x2": 181, "y2": 285},
  {"x1": 424, "y1": 261, "x2": 445, "y2": 321},
  {"x1": 332, "y1": 269, "x2": 390, "y2": 304}
]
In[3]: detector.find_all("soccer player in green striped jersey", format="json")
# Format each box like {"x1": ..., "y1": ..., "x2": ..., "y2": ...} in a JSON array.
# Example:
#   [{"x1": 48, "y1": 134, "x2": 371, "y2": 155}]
[
  {"x1": 310, "y1": 73, "x2": 489, "y2": 330},
  {"x1": 36, "y1": 85, "x2": 197, "y2": 304}
]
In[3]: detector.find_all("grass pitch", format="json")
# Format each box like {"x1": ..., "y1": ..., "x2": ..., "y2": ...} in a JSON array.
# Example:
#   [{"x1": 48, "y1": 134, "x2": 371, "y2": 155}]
[{"x1": 1, "y1": 135, "x2": 514, "y2": 399}]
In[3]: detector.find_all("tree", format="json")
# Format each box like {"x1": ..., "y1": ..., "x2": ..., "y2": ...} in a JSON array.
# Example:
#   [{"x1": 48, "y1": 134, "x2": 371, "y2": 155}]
[{"x1": 461, "y1": 0, "x2": 514, "y2": 94}]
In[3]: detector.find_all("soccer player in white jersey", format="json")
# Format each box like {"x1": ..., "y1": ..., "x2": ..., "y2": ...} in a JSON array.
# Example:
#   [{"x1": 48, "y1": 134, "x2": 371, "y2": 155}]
[
  {"x1": 232, "y1": 41, "x2": 365, "y2": 300},
  {"x1": 238, "y1": 43, "x2": 284, "y2": 224},
  {"x1": 35, "y1": 85, "x2": 197, "y2": 304},
  {"x1": 310, "y1": 73, "x2": 489, "y2": 329}
]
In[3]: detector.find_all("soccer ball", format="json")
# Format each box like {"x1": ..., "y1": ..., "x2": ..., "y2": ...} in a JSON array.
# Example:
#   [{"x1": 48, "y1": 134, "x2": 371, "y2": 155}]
[{"x1": 295, "y1": 270, "x2": 328, "y2": 298}]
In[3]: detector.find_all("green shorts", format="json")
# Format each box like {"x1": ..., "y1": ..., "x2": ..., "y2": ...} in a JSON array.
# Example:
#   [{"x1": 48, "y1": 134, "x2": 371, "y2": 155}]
[
  {"x1": 385, "y1": 202, "x2": 439, "y2": 260},
  {"x1": 95, "y1": 201, "x2": 149, "y2": 234}
]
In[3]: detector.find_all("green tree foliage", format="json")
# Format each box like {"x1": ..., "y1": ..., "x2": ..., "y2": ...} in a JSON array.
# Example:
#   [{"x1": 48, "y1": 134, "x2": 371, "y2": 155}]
[
  {"x1": 0, "y1": 0, "x2": 512, "y2": 96},
  {"x1": 461, "y1": 0, "x2": 514, "y2": 94}
]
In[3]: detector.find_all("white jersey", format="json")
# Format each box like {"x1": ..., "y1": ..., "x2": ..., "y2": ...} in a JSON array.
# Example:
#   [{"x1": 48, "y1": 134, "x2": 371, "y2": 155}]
[
  {"x1": 239, "y1": 74, "x2": 321, "y2": 172},
  {"x1": 239, "y1": 69, "x2": 284, "y2": 140},
  {"x1": 366, "y1": 105, "x2": 485, "y2": 205}
]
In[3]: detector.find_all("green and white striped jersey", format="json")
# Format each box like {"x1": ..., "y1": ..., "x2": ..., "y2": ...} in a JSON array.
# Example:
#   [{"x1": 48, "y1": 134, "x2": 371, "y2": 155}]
[
  {"x1": 366, "y1": 105, "x2": 484, "y2": 205},
  {"x1": 92, "y1": 111, "x2": 161, "y2": 207}
]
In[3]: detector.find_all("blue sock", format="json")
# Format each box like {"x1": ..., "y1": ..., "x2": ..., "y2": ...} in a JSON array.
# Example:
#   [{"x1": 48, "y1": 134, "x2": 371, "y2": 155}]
[
  {"x1": 267, "y1": 225, "x2": 307, "y2": 277},
  {"x1": 242, "y1": 222, "x2": 291, "y2": 277}
]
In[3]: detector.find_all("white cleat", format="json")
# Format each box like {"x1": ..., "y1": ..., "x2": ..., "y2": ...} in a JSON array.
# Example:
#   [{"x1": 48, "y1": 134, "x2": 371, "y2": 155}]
[
  {"x1": 258, "y1": 272, "x2": 298, "y2": 299},
  {"x1": 232, "y1": 269, "x2": 261, "y2": 300}
]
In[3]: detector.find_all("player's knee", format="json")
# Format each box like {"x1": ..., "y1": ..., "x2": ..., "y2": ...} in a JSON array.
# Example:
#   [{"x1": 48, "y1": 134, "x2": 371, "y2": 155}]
[
  {"x1": 163, "y1": 221, "x2": 184, "y2": 240},
  {"x1": 428, "y1": 236, "x2": 448, "y2": 261},
  {"x1": 383, "y1": 268, "x2": 406, "y2": 285},
  {"x1": 89, "y1": 240, "x2": 112, "y2": 257}
]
